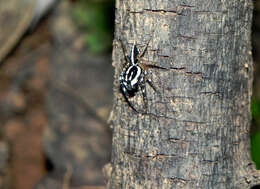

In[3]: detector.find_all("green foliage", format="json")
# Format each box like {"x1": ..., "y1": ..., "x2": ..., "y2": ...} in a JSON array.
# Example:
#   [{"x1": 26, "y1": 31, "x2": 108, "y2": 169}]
[
  {"x1": 252, "y1": 98, "x2": 260, "y2": 123},
  {"x1": 72, "y1": 0, "x2": 114, "y2": 53},
  {"x1": 251, "y1": 97, "x2": 260, "y2": 169},
  {"x1": 251, "y1": 131, "x2": 260, "y2": 169}
]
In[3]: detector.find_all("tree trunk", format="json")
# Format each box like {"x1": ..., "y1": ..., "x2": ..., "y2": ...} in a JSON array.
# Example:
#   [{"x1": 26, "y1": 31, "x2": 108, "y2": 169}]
[{"x1": 107, "y1": 0, "x2": 260, "y2": 188}]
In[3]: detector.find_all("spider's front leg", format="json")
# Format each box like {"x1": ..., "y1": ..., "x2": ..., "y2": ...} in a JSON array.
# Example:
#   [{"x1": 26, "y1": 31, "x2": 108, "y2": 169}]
[
  {"x1": 117, "y1": 38, "x2": 130, "y2": 68},
  {"x1": 137, "y1": 38, "x2": 152, "y2": 60},
  {"x1": 141, "y1": 69, "x2": 162, "y2": 114},
  {"x1": 140, "y1": 79, "x2": 148, "y2": 113},
  {"x1": 140, "y1": 71, "x2": 157, "y2": 114},
  {"x1": 120, "y1": 84, "x2": 139, "y2": 113},
  {"x1": 119, "y1": 75, "x2": 141, "y2": 113},
  {"x1": 142, "y1": 69, "x2": 158, "y2": 93}
]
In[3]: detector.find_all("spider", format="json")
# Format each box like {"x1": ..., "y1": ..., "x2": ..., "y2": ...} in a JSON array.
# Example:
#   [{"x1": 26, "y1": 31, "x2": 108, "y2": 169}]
[{"x1": 118, "y1": 39, "x2": 163, "y2": 113}]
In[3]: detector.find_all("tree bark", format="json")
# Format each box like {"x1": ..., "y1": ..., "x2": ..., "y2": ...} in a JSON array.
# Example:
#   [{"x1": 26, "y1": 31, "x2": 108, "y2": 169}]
[{"x1": 107, "y1": 0, "x2": 260, "y2": 188}]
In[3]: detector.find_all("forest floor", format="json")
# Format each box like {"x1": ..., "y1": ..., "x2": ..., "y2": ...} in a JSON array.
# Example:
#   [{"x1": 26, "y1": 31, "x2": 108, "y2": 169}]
[{"x1": 0, "y1": 1, "x2": 113, "y2": 188}]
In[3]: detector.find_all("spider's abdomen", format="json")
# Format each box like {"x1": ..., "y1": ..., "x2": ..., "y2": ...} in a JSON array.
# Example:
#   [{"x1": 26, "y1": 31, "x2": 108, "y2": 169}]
[
  {"x1": 125, "y1": 65, "x2": 142, "y2": 87},
  {"x1": 119, "y1": 65, "x2": 142, "y2": 97}
]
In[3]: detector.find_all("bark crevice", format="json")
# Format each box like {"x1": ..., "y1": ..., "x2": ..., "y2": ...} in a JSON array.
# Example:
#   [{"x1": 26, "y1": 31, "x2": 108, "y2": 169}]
[{"x1": 107, "y1": 0, "x2": 260, "y2": 188}]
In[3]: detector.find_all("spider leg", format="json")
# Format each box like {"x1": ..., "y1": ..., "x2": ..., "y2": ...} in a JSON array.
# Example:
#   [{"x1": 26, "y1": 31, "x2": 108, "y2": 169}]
[
  {"x1": 120, "y1": 87, "x2": 139, "y2": 113},
  {"x1": 117, "y1": 38, "x2": 129, "y2": 67},
  {"x1": 146, "y1": 78, "x2": 157, "y2": 92},
  {"x1": 139, "y1": 62, "x2": 166, "y2": 94},
  {"x1": 140, "y1": 61, "x2": 168, "y2": 70},
  {"x1": 137, "y1": 38, "x2": 152, "y2": 59},
  {"x1": 143, "y1": 69, "x2": 161, "y2": 95},
  {"x1": 140, "y1": 84, "x2": 148, "y2": 113},
  {"x1": 138, "y1": 75, "x2": 148, "y2": 113}
]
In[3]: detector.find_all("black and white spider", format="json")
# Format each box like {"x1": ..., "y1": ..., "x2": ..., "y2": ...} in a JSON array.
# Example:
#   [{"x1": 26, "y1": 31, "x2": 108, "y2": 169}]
[{"x1": 119, "y1": 39, "x2": 161, "y2": 113}]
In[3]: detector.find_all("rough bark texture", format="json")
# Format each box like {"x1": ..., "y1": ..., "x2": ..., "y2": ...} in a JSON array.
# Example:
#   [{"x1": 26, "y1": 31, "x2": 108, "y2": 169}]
[{"x1": 107, "y1": 0, "x2": 260, "y2": 188}]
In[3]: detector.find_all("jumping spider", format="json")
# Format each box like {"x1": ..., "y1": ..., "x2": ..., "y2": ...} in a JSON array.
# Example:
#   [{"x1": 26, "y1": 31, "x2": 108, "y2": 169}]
[{"x1": 118, "y1": 39, "x2": 163, "y2": 113}]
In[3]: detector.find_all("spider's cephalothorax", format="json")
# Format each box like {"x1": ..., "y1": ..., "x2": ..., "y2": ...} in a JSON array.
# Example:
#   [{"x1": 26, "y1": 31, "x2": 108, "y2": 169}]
[{"x1": 119, "y1": 40, "x2": 156, "y2": 113}]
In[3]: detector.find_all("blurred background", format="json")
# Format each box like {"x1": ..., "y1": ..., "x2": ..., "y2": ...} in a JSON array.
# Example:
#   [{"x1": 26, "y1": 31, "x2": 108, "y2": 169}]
[{"x1": 0, "y1": 0, "x2": 259, "y2": 188}]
